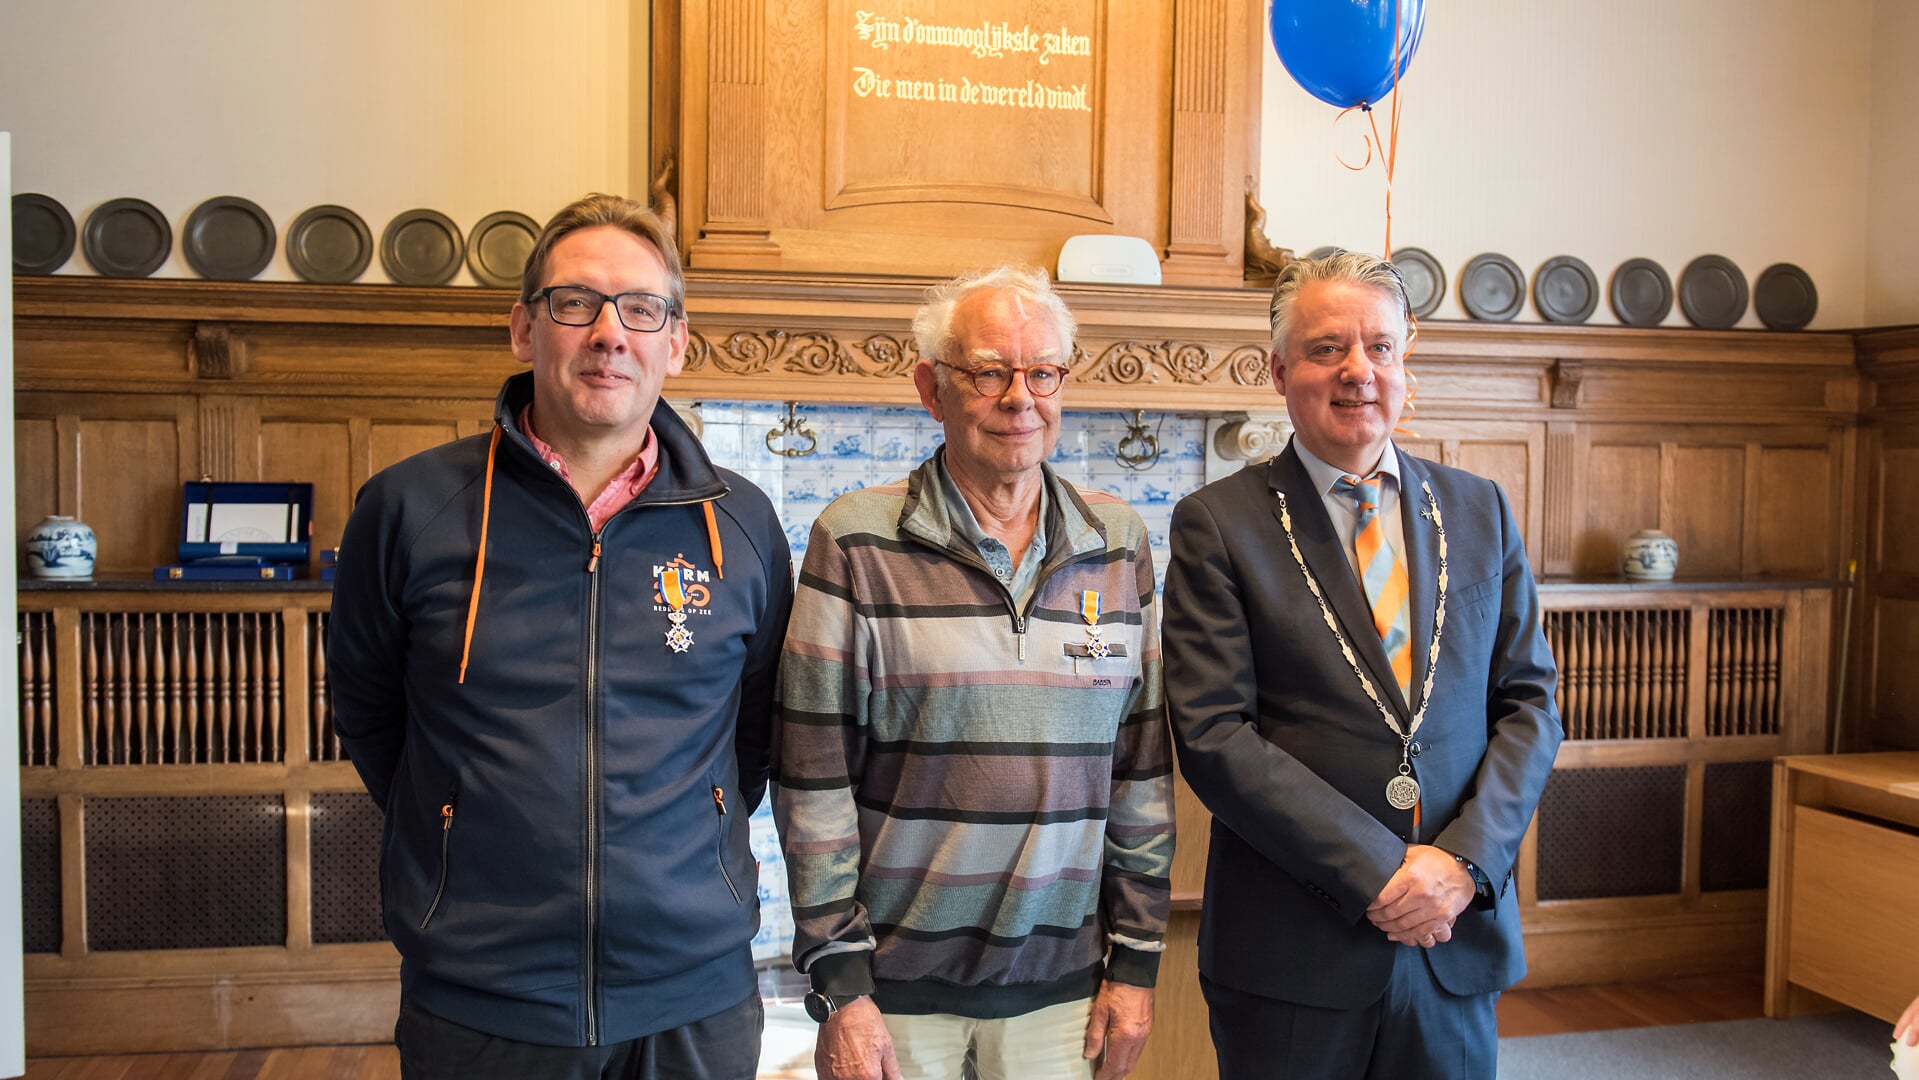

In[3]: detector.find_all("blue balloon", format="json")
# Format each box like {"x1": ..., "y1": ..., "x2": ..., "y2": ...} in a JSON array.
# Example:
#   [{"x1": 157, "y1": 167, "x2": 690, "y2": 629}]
[{"x1": 1270, "y1": 0, "x2": 1426, "y2": 109}]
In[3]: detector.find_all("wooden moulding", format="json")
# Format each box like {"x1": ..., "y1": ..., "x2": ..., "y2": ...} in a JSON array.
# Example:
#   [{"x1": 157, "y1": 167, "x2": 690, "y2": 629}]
[{"x1": 12, "y1": 275, "x2": 1863, "y2": 419}]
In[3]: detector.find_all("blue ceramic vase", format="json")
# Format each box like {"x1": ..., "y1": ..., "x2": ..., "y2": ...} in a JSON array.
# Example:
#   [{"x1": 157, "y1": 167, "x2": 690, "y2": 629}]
[
  {"x1": 1621, "y1": 528, "x2": 1678, "y2": 582},
  {"x1": 26, "y1": 515, "x2": 97, "y2": 579}
]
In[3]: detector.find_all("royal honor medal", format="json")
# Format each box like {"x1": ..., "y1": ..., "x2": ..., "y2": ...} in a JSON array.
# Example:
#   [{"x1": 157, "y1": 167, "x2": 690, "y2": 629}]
[
  {"x1": 1080, "y1": 590, "x2": 1110, "y2": 659},
  {"x1": 660, "y1": 568, "x2": 694, "y2": 654}
]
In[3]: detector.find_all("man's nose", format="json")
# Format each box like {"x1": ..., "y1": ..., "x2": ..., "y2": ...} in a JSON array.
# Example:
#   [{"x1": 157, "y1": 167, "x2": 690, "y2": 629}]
[
  {"x1": 588, "y1": 300, "x2": 627, "y2": 348},
  {"x1": 999, "y1": 370, "x2": 1037, "y2": 408}
]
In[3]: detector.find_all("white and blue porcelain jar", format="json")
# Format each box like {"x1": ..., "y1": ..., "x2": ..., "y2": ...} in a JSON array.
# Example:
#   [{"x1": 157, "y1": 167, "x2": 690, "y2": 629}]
[
  {"x1": 1621, "y1": 528, "x2": 1678, "y2": 581},
  {"x1": 25, "y1": 515, "x2": 97, "y2": 579}
]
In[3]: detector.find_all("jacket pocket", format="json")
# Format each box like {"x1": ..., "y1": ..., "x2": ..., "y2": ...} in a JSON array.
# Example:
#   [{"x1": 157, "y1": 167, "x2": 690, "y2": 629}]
[
  {"x1": 712, "y1": 784, "x2": 744, "y2": 905},
  {"x1": 418, "y1": 786, "x2": 458, "y2": 929}
]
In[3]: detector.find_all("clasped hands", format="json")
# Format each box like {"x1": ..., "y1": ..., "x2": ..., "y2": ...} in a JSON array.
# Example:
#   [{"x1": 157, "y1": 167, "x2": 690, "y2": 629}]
[{"x1": 1366, "y1": 844, "x2": 1477, "y2": 949}]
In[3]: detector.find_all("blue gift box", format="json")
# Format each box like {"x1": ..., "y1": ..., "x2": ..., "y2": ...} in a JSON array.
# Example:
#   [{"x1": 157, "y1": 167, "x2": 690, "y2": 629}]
[{"x1": 154, "y1": 481, "x2": 315, "y2": 582}]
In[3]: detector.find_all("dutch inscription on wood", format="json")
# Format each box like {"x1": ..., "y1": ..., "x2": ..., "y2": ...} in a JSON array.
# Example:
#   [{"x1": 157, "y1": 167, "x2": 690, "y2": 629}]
[{"x1": 830, "y1": 1, "x2": 1105, "y2": 219}]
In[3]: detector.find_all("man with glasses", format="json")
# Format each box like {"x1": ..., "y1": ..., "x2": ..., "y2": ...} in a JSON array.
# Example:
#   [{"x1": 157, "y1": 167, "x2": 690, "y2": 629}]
[
  {"x1": 1161, "y1": 252, "x2": 1560, "y2": 1078},
  {"x1": 776, "y1": 266, "x2": 1176, "y2": 1080},
  {"x1": 330, "y1": 193, "x2": 793, "y2": 1079}
]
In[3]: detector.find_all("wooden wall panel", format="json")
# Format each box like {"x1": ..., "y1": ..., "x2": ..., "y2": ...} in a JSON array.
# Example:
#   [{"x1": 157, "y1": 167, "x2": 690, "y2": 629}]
[
  {"x1": 1881, "y1": 447, "x2": 1919, "y2": 575},
  {"x1": 368, "y1": 423, "x2": 461, "y2": 478},
  {"x1": 1668, "y1": 446, "x2": 1745, "y2": 579},
  {"x1": 77, "y1": 418, "x2": 185, "y2": 573},
  {"x1": 1871, "y1": 600, "x2": 1919, "y2": 748},
  {"x1": 1578, "y1": 443, "x2": 1660, "y2": 576},
  {"x1": 261, "y1": 421, "x2": 354, "y2": 556},
  {"x1": 1458, "y1": 440, "x2": 1532, "y2": 550},
  {"x1": 15, "y1": 417, "x2": 58, "y2": 548},
  {"x1": 1753, "y1": 447, "x2": 1832, "y2": 576}
]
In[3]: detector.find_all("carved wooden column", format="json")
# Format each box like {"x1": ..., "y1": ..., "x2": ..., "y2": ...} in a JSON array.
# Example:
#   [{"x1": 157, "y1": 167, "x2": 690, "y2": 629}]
[
  {"x1": 688, "y1": 0, "x2": 781, "y2": 269},
  {"x1": 1161, "y1": 0, "x2": 1255, "y2": 286}
]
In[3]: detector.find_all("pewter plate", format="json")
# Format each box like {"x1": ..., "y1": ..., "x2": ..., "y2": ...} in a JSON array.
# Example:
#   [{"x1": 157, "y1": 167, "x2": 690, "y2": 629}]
[
  {"x1": 1459, "y1": 252, "x2": 1525, "y2": 322},
  {"x1": 1678, "y1": 254, "x2": 1748, "y2": 329},
  {"x1": 1609, "y1": 258, "x2": 1673, "y2": 327},
  {"x1": 466, "y1": 210, "x2": 540, "y2": 289},
  {"x1": 1532, "y1": 255, "x2": 1599, "y2": 324},
  {"x1": 13, "y1": 193, "x2": 76, "y2": 274},
  {"x1": 183, "y1": 196, "x2": 276, "y2": 281},
  {"x1": 82, "y1": 197, "x2": 171, "y2": 278},
  {"x1": 1753, "y1": 262, "x2": 1817, "y2": 331},
  {"x1": 380, "y1": 208, "x2": 464, "y2": 286},
  {"x1": 286, "y1": 204, "x2": 373, "y2": 284},
  {"x1": 1391, "y1": 246, "x2": 1444, "y2": 319}
]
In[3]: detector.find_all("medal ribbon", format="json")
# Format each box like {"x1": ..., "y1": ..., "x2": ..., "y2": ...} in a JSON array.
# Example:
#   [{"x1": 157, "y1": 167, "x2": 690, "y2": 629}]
[
  {"x1": 1080, "y1": 590, "x2": 1101, "y2": 628},
  {"x1": 660, "y1": 568, "x2": 687, "y2": 611}
]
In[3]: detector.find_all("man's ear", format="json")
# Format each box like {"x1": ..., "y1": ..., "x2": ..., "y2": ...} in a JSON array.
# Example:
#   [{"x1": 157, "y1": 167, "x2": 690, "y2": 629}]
[
  {"x1": 1269, "y1": 349, "x2": 1287, "y2": 398},
  {"x1": 509, "y1": 302, "x2": 536, "y2": 364},
  {"x1": 665, "y1": 314, "x2": 689, "y2": 378},
  {"x1": 913, "y1": 361, "x2": 945, "y2": 421}
]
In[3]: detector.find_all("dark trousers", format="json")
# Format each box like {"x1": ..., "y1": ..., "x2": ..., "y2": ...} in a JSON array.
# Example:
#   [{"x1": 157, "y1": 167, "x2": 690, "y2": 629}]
[
  {"x1": 1202, "y1": 945, "x2": 1498, "y2": 1080},
  {"x1": 394, "y1": 992, "x2": 764, "y2": 1080}
]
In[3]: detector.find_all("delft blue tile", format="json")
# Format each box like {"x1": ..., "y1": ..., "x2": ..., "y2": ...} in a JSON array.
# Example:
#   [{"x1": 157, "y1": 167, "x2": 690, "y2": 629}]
[
  {"x1": 783, "y1": 477, "x2": 831, "y2": 504},
  {"x1": 1139, "y1": 481, "x2": 1177, "y2": 505},
  {"x1": 828, "y1": 432, "x2": 869, "y2": 459}
]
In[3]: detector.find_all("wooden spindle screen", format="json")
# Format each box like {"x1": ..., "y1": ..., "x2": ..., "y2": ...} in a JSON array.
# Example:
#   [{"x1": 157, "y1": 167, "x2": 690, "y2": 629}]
[
  {"x1": 1705, "y1": 607, "x2": 1783, "y2": 737},
  {"x1": 18, "y1": 611, "x2": 57, "y2": 766},
  {"x1": 1544, "y1": 608, "x2": 1689, "y2": 741},
  {"x1": 308, "y1": 611, "x2": 345, "y2": 762},
  {"x1": 80, "y1": 612, "x2": 285, "y2": 765}
]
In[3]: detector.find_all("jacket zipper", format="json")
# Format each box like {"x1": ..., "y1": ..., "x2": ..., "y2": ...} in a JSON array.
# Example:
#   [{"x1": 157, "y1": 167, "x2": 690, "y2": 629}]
[
  {"x1": 713, "y1": 786, "x2": 743, "y2": 904},
  {"x1": 583, "y1": 535, "x2": 604, "y2": 1046},
  {"x1": 419, "y1": 794, "x2": 456, "y2": 929}
]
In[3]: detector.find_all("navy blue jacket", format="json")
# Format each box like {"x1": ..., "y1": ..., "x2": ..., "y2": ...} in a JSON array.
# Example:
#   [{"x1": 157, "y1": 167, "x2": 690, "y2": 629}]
[
  {"x1": 329, "y1": 372, "x2": 793, "y2": 1046},
  {"x1": 1164, "y1": 443, "x2": 1561, "y2": 1009}
]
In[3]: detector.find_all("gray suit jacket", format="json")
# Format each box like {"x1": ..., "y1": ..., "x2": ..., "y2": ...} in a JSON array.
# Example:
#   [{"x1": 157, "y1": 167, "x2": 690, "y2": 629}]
[{"x1": 1163, "y1": 442, "x2": 1561, "y2": 1008}]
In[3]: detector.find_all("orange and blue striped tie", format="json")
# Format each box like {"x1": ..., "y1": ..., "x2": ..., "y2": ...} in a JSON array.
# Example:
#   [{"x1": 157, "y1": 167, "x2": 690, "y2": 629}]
[{"x1": 1334, "y1": 473, "x2": 1412, "y2": 702}]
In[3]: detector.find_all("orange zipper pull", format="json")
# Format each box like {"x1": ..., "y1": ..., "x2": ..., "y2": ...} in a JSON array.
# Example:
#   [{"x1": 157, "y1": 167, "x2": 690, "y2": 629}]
[
  {"x1": 587, "y1": 540, "x2": 602, "y2": 574},
  {"x1": 712, "y1": 786, "x2": 727, "y2": 815},
  {"x1": 440, "y1": 803, "x2": 454, "y2": 831}
]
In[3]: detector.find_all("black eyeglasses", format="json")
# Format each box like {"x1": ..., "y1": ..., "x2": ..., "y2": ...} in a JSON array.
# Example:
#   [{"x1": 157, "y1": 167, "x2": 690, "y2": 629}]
[
  {"x1": 935, "y1": 360, "x2": 1070, "y2": 398},
  {"x1": 530, "y1": 285, "x2": 678, "y2": 333}
]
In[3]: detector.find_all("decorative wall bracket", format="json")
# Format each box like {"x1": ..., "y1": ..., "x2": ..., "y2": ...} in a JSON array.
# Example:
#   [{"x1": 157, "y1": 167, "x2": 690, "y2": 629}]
[
  {"x1": 1115, "y1": 410, "x2": 1164, "y2": 471},
  {"x1": 765, "y1": 400, "x2": 818, "y2": 458}
]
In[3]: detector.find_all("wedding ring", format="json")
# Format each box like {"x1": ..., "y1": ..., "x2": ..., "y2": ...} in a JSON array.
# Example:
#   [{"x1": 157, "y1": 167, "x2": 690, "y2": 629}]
[{"x1": 1421, "y1": 933, "x2": 1435, "y2": 947}]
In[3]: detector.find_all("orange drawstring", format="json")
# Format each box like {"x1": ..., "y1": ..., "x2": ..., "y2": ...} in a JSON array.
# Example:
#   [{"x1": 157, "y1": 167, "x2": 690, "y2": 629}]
[
  {"x1": 459, "y1": 427, "x2": 502, "y2": 684},
  {"x1": 701, "y1": 500, "x2": 725, "y2": 579}
]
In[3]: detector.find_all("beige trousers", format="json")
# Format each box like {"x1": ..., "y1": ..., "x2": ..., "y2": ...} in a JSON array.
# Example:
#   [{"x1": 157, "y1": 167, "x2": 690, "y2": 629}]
[{"x1": 887, "y1": 997, "x2": 1096, "y2": 1080}]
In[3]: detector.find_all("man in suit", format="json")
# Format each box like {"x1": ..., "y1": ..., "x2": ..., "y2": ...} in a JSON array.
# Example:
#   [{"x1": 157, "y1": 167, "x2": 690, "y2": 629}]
[{"x1": 1161, "y1": 251, "x2": 1562, "y2": 1079}]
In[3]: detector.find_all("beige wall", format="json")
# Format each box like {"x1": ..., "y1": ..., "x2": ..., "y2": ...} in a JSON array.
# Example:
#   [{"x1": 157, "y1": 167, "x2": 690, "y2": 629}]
[
  {"x1": 0, "y1": 0, "x2": 637, "y2": 286},
  {"x1": 1865, "y1": 0, "x2": 1919, "y2": 326},
  {"x1": 1257, "y1": 0, "x2": 1884, "y2": 329},
  {"x1": 0, "y1": 1, "x2": 1911, "y2": 325}
]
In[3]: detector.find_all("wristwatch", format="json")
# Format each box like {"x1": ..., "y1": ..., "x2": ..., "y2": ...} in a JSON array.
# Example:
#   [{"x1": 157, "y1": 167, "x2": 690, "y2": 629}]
[{"x1": 803, "y1": 990, "x2": 864, "y2": 1023}]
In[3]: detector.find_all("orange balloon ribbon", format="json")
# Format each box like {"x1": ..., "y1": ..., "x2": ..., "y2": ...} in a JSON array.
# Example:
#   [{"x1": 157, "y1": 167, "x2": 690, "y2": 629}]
[
  {"x1": 1327, "y1": 0, "x2": 1418, "y2": 438},
  {"x1": 1331, "y1": 0, "x2": 1411, "y2": 261}
]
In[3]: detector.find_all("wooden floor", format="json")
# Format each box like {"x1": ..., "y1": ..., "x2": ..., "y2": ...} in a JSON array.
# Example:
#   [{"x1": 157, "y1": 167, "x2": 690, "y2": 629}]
[{"x1": 20, "y1": 973, "x2": 1767, "y2": 1079}]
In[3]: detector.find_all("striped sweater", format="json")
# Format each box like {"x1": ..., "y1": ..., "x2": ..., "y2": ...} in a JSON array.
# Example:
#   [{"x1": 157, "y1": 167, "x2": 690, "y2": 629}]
[{"x1": 775, "y1": 454, "x2": 1175, "y2": 1018}]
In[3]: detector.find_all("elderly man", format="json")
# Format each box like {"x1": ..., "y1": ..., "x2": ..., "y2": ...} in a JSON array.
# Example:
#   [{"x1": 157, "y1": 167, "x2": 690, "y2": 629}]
[
  {"x1": 330, "y1": 193, "x2": 793, "y2": 1079},
  {"x1": 1162, "y1": 251, "x2": 1562, "y2": 1079},
  {"x1": 776, "y1": 266, "x2": 1175, "y2": 1080}
]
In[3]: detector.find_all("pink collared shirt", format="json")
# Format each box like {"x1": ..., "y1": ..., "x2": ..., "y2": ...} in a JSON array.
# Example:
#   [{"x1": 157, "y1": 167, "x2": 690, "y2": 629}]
[{"x1": 517, "y1": 403, "x2": 660, "y2": 532}]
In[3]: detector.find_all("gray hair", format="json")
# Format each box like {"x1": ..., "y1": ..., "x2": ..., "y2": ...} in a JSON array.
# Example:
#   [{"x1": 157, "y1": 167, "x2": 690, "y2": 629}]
[
  {"x1": 912, "y1": 266, "x2": 1078, "y2": 378},
  {"x1": 1268, "y1": 250, "x2": 1413, "y2": 354}
]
